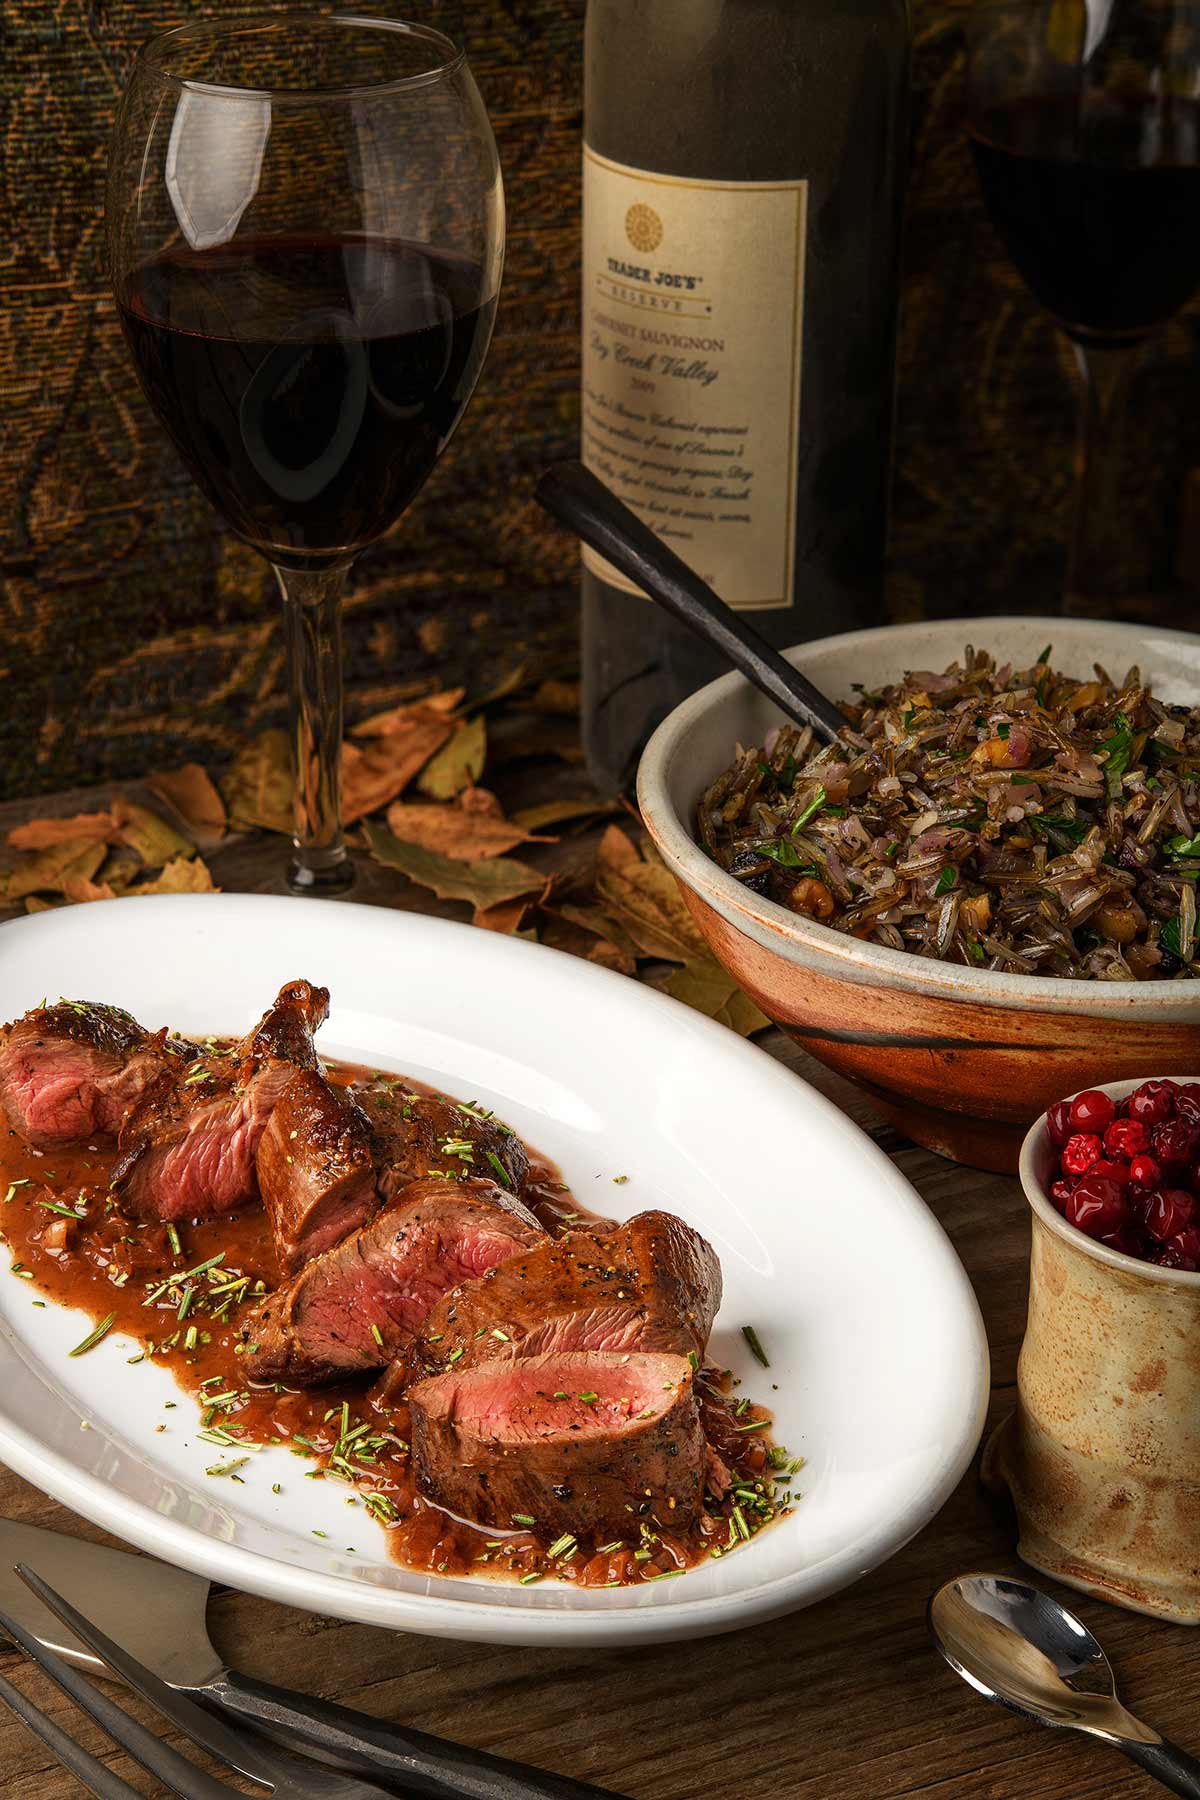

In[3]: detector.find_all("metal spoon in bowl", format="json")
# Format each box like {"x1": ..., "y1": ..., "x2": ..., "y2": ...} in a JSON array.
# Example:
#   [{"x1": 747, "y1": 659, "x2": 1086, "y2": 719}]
[
  {"x1": 930, "y1": 1572, "x2": 1200, "y2": 1798},
  {"x1": 533, "y1": 461, "x2": 846, "y2": 746}
]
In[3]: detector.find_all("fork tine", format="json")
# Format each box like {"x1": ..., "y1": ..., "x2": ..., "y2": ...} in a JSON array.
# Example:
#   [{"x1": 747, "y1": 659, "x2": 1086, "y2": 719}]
[
  {"x1": 0, "y1": 1666, "x2": 143, "y2": 1800},
  {"x1": 15, "y1": 1564, "x2": 283, "y2": 1790},
  {"x1": 0, "y1": 1604, "x2": 242, "y2": 1800}
]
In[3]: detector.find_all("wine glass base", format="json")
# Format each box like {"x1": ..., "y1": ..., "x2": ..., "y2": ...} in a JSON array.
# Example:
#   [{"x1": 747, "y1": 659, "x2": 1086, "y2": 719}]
[{"x1": 286, "y1": 853, "x2": 356, "y2": 898}]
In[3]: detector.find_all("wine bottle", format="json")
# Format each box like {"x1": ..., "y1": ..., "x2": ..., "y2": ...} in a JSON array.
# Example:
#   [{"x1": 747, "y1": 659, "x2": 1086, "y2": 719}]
[{"x1": 581, "y1": 0, "x2": 910, "y2": 791}]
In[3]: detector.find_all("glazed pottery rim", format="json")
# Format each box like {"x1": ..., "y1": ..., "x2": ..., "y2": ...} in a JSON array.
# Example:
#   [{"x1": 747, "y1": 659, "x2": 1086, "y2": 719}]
[
  {"x1": 637, "y1": 615, "x2": 1200, "y2": 1017},
  {"x1": 1018, "y1": 1074, "x2": 1200, "y2": 1287}
]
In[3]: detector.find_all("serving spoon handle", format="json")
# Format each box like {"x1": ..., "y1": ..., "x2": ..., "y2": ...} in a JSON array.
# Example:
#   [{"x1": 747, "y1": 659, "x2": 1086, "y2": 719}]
[
  {"x1": 1119, "y1": 1735, "x2": 1200, "y2": 1798},
  {"x1": 534, "y1": 460, "x2": 846, "y2": 746}
]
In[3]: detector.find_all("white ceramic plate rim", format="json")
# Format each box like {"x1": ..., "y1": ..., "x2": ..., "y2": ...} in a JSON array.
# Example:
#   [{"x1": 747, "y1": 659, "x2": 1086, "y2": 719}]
[
  {"x1": 637, "y1": 615, "x2": 1200, "y2": 1017},
  {"x1": 0, "y1": 895, "x2": 989, "y2": 1645}
]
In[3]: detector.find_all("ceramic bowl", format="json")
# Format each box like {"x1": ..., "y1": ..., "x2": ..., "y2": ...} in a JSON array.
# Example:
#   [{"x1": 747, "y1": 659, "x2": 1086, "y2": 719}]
[
  {"x1": 983, "y1": 1076, "x2": 1200, "y2": 1624},
  {"x1": 637, "y1": 616, "x2": 1200, "y2": 1171}
]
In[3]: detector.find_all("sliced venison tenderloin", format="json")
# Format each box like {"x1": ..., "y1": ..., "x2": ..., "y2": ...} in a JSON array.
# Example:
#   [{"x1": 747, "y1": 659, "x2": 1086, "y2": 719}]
[
  {"x1": 110, "y1": 979, "x2": 328, "y2": 1223},
  {"x1": 0, "y1": 1001, "x2": 193, "y2": 1148},
  {"x1": 257, "y1": 1075, "x2": 530, "y2": 1275},
  {"x1": 242, "y1": 1177, "x2": 545, "y2": 1387},
  {"x1": 357, "y1": 1082, "x2": 529, "y2": 1198},
  {"x1": 385, "y1": 1210, "x2": 722, "y2": 1399},
  {"x1": 408, "y1": 1349, "x2": 705, "y2": 1540},
  {"x1": 257, "y1": 1071, "x2": 377, "y2": 1275}
]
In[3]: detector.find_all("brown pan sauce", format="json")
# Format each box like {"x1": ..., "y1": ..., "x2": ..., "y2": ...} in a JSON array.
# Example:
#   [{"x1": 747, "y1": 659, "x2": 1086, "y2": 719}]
[{"x1": 0, "y1": 1060, "x2": 794, "y2": 1587}]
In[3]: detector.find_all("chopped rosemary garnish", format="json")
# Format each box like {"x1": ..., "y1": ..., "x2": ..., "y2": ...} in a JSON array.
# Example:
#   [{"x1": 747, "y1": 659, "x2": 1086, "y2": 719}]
[
  {"x1": 68, "y1": 1313, "x2": 115, "y2": 1357},
  {"x1": 740, "y1": 1325, "x2": 769, "y2": 1368},
  {"x1": 144, "y1": 1253, "x2": 224, "y2": 1305},
  {"x1": 484, "y1": 1150, "x2": 512, "y2": 1189}
]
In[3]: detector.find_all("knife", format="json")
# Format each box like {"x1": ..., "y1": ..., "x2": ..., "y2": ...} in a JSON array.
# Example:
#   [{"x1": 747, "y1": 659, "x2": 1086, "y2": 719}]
[{"x1": 0, "y1": 1518, "x2": 625, "y2": 1800}]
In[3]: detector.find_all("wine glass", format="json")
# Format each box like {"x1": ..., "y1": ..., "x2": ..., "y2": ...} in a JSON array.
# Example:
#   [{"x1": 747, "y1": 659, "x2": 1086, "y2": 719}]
[
  {"x1": 107, "y1": 14, "x2": 504, "y2": 893},
  {"x1": 966, "y1": 0, "x2": 1200, "y2": 615}
]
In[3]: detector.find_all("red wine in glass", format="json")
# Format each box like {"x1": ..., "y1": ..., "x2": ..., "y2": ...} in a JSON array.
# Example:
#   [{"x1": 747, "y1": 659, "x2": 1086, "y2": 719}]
[
  {"x1": 117, "y1": 235, "x2": 497, "y2": 568},
  {"x1": 969, "y1": 97, "x2": 1200, "y2": 344}
]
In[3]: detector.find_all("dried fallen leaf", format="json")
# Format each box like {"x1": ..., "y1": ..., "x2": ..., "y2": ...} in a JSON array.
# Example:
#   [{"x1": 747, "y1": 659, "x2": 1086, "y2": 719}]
[
  {"x1": 540, "y1": 912, "x2": 637, "y2": 976},
  {"x1": 473, "y1": 896, "x2": 532, "y2": 934},
  {"x1": 7, "y1": 812, "x2": 116, "y2": 852},
  {"x1": 125, "y1": 855, "x2": 218, "y2": 896},
  {"x1": 516, "y1": 678, "x2": 580, "y2": 716},
  {"x1": 352, "y1": 689, "x2": 463, "y2": 737},
  {"x1": 363, "y1": 822, "x2": 545, "y2": 911},
  {"x1": 597, "y1": 824, "x2": 642, "y2": 872},
  {"x1": 384, "y1": 791, "x2": 547, "y2": 863},
  {"x1": 510, "y1": 797, "x2": 621, "y2": 833},
  {"x1": 556, "y1": 902, "x2": 643, "y2": 964},
  {"x1": 416, "y1": 715, "x2": 486, "y2": 800},
  {"x1": 661, "y1": 959, "x2": 770, "y2": 1036},
  {"x1": 147, "y1": 764, "x2": 227, "y2": 849},
  {"x1": 61, "y1": 875, "x2": 119, "y2": 904},
  {"x1": 1, "y1": 837, "x2": 108, "y2": 901},
  {"x1": 470, "y1": 662, "x2": 531, "y2": 708},
  {"x1": 342, "y1": 720, "x2": 457, "y2": 825},
  {"x1": 596, "y1": 851, "x2": 708, "y2": 963},
  {"x1": 112, "y1": 798, "x2": 195, "y2": 867},
  {"x1": 221, "y1": 730, "x2": 293, "y2": 835}
]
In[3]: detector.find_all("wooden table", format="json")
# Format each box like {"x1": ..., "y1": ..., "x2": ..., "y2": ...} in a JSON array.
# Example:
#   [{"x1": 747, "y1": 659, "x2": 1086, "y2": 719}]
[{"x1": 2, "y1": 795, "x2": 1199, "y2": 1800}]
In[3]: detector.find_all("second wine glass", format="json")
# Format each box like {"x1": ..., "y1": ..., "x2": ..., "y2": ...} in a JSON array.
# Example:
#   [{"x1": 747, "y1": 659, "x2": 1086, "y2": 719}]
[
  {"x1": 107, "y1": 13, "x2": 504, "y2": 892},
  {"x1": 966, "y1": 0, "x2": 1200, "y2": 615}
]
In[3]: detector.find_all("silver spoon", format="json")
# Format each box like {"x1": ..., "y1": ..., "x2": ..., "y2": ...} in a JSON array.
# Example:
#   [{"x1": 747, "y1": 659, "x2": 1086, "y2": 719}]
[{"x1": 930, "y1": 1572, "x2": 1200, "y2": 1797}]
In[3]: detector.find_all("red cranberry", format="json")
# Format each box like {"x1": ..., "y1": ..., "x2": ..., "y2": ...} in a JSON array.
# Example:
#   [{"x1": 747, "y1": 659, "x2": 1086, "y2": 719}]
[
  {"x1": 1049, "y1": 1178, "x2": 1074, "y2": 1213},
  {"x1": 1069, "y1": 1089, "x2": 1116, "y2": 1135},
  {"x1": 1174, "y1": 1084, "x2": 1200, "y2": 1126},
  {"x1": 1144, "y1": 1188, "x2": 1198, "y2": 1242},
  {"x1": 1046, "y1": 1099, "x2": 1075, "y2": 1147},
  {"x1": 1128, "y1": 1153, "x2": 1163, "y2": 1190},
  {"x1": 1126, "y1": 1182, "x2": 1155, "y2": 1220},
  {"x1": 1090, "y1": 1158, "x2": 1131, "y2": 1188},
  {"x1": 1104, "y1": 1117, "x2": 1148, "y2": 1159},
  {"x1": 1153, "y1": 1228, "x2": 1200, "y2": 1271},
  {"x1": 1061, "y1": 1133, "x2": 1104, "y2": 1178},
  {"x1": 1151, "y1": 1118, "x2": 1200, "y2": 1170},
  {"x1": 1128, "y1": 1079, "x2": 1178, "y2": 1125},
  {"x1": 1066, "y1": 1175, "x2": 1129, "y2": 1244}
]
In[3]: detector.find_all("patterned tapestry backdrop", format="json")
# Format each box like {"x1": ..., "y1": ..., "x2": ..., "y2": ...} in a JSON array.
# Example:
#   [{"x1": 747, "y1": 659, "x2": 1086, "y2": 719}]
[{"x1": 3, "y1": 0, "x2": 1199, "y2": 798}]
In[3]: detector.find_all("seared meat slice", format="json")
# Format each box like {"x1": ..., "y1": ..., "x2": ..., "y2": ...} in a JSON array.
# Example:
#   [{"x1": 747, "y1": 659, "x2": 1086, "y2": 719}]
[
  {"x1": 404, "y1": 1211, "x2": 721, "y2": 1387},
  {"x1": 0, "y1": 1001, "x2": 191, "y2": 1147},
  {"x1": 242, "y1": 1177, "x2": 545, "y2": 1387},
  {"x1": 357, "y1": 1083, "x2": 528, "y2": 1198},
  {"x1": 111, "y1": 980, "x2": 328, "y2": 1223},
  {"x1": 408, "y1": 1349, "x2": 705, "y2": 1540},
  {"x1": 258, "y1": 1071, "x2": 376, "y2": 1274}
]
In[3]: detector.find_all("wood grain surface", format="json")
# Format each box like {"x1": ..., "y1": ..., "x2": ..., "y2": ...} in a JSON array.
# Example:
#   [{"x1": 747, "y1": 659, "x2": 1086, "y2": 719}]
[
  {"x1": 0, "y1": 788, "x2": 1198, "y2": 1798},
  {"x1": 4, "y1": 0, "x2": 1200, "y2": 801}
]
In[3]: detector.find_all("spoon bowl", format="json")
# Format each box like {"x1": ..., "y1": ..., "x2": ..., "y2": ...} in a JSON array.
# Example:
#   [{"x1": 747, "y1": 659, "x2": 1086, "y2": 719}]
[{"x1": 930, "y1": 1572, "x2": 1200, "y2": 1796}]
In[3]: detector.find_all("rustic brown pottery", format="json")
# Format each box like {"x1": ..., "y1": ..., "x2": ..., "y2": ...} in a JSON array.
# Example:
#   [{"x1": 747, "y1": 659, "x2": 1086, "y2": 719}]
[
  {"x1": 983, "y1": 1078, "x2": 1200, "y2": 1625},
  {"x1": 637, "y1": 617, "x2": 1200, "y2": 1172}
]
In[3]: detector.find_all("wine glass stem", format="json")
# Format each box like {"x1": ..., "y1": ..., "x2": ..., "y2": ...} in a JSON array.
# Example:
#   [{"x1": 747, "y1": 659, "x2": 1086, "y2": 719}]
[
  {"x1": 275, "y1": 562, "x2": 354, "y2": 895},
  {"x1": 1065, "y1": 340, "x2": 1132, "y2": 616}
]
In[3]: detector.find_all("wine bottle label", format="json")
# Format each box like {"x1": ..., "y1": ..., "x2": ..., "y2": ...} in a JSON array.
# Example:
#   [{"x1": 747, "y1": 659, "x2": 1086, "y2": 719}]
[{"x1": 581, "y1": 146, "x2": 807, "y2": 612}]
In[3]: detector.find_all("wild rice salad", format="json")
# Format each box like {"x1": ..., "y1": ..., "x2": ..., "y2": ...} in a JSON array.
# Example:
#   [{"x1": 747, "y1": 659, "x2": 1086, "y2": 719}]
[{"x1": 697, "y1": 647, "x2": 1200, "y2": 981}]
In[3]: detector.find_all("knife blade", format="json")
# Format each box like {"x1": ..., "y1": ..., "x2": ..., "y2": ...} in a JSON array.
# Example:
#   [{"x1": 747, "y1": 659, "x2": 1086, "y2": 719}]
[{"x1": 0, "y1": 1517, "x2": 627, "y2": 1800}]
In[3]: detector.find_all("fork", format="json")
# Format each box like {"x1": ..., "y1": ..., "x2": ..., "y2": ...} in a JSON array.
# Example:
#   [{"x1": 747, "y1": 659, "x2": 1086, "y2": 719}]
[{"x1": 0, "y1": 1566, "x2": 400, "y2": 1800}]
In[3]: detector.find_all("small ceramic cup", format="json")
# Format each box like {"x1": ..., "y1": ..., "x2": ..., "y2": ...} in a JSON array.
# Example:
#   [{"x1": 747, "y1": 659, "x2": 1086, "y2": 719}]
[{"x1": 984, "y1": 1075, "x2": 1200, "y2": 1624}]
